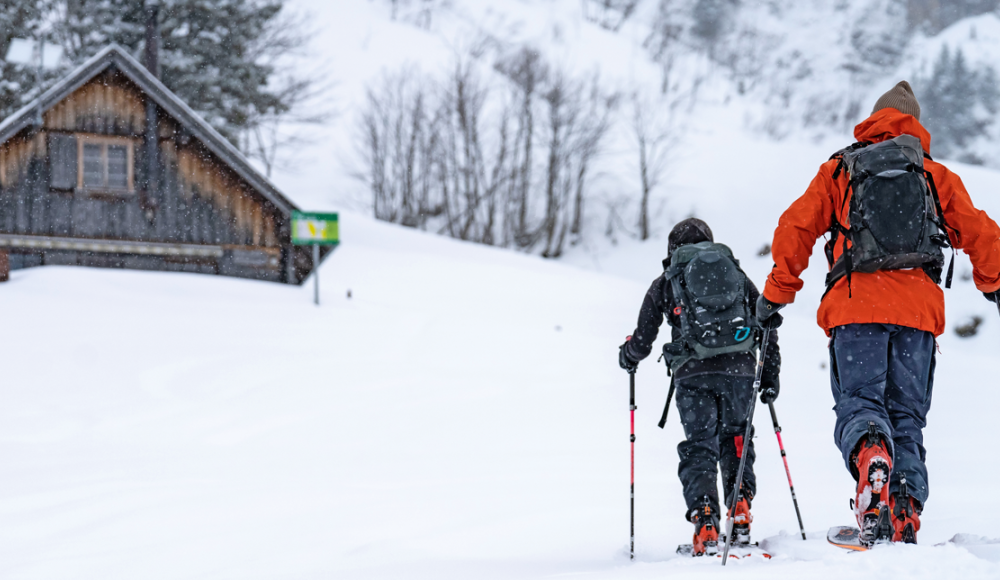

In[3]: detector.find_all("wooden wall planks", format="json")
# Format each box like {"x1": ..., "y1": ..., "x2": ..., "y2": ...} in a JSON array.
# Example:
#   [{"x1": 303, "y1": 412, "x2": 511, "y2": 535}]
[{"x1": 0, "y1": 70, "x2": 282, "y2": 252}]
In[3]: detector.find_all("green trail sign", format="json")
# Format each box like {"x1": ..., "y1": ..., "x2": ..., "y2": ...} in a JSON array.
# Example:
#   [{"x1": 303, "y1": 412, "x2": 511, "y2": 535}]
[
  {"x1": 291, "y1": 211, "x2": 339, "y2": 306},
  {"x1": 291, "y1": 211, "x2": 339, "y2": 245}
]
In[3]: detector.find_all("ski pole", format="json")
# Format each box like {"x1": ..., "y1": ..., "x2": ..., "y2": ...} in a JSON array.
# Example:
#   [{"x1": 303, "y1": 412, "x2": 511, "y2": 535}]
[
  {"x1": 721, "y1": 327, "x2": 771, "y2": 566},
  {"x1": 768, "y1": 402, "x2": 807, "y2": 541},
  {"x1": 657, "y1": 376, "x2": 675, "y2": 429},
  {"x1": 629, "y1": 367, "x2": 636, "y2": 560}
]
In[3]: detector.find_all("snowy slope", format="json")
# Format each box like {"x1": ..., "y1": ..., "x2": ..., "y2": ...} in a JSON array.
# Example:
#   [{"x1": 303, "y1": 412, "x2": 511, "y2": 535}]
[
  {"x1": 4, "y1": 1, "x2": 1000, "y2": 578},
  {"x1": 1, "y1": 189, "x2": 1000, "y2": 579},
  {"x1": 274, "y1": 0, "x2": 1000, "y2": 214}
]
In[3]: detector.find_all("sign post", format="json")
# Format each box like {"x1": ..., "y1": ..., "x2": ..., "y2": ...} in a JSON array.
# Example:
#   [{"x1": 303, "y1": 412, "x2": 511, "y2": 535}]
[{"x1": 291, "y1": 211, "x2": 339, "y2": 305}]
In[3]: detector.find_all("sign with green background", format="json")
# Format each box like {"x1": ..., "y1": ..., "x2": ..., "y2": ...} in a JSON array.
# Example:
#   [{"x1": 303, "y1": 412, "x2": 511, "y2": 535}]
[{"x1": 291, "y1": 211, "x2": 339, "y2": 245}]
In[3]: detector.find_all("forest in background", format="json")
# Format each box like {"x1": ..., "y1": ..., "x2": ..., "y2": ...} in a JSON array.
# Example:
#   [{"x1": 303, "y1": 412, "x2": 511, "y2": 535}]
[{"x1": 5, "y1": 0, "x2": 1000, "y2": 255}]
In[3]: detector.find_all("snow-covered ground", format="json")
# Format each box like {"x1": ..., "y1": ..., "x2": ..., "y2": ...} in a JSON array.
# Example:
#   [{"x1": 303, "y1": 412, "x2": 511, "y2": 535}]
[
  {"x1": 4, "y1": 1, "x2": 1000, "y2": 578},
  {"x1": 2, "y1": 166, "x2": 1000, "y2": 579}
]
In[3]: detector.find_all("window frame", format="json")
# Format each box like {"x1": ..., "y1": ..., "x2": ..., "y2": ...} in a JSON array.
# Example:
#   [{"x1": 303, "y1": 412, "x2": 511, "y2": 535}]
[{"x1": 75, "y1": 134, "x2": 135, "y2": 195}]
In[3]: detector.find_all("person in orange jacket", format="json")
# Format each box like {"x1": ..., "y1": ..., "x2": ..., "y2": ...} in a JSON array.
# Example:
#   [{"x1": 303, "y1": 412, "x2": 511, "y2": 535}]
[{"x1": 755, "y1": 81, "x2": 1000, "y2": 546}]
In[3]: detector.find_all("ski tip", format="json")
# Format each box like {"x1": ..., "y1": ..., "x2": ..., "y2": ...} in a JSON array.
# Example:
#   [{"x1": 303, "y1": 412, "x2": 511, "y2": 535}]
[
  {"x1": 827, "y1": 525, "x2": 868, "y2": 551},
  {"x1": 715, "y1": 551, "x2": 771, "y2": 560}
]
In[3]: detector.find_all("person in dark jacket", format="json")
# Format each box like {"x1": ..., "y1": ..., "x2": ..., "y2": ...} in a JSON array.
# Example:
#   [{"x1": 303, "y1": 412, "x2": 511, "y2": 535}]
[{"x1": 618, "y1": 218, "x2": 781, "y2": 556}]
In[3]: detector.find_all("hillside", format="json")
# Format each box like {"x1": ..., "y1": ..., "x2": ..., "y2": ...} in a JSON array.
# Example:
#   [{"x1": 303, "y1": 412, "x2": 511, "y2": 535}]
[
  {"x1": 1, "y1": 187, "x2": 999, "y2": 578},
  {"x1": 4, "y1": 1, "x2": 1000, "y2": 579},
  {"x1": 277, "y1": 0, "x2": 1000, "y2": 226}
]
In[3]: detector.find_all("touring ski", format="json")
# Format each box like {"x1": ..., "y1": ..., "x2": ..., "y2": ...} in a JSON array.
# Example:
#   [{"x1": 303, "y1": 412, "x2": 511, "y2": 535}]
[
  {"x1": 677, "y1": 538, "x2": 771, "y2": 559},
  {"x1": 827, "y1": 526, "x2": 871, "y2": 551}
]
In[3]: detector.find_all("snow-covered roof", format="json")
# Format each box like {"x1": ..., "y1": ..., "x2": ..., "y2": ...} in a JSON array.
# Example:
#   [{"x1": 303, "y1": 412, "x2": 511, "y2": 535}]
[{"x1": 0, "y1": 44, "x2": 297, "y2": 215}]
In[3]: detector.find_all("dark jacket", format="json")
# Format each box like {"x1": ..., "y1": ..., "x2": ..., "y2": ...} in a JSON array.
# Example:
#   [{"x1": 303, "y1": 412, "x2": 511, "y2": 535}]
[{"x1": 624, "y1": 267, "x2": 780, "y2": 386}]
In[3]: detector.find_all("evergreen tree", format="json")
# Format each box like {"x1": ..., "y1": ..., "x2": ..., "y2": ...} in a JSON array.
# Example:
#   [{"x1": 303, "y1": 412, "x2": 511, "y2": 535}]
[
  {"x1": 916, "y1": 45, "x2": 998, "y2": 161},
  {"x1": 0, "y1": 1, "x2": 62, "y2": 122},
  {"x1": 1, "y1": 0, "x2": 304, "y2": 148}
]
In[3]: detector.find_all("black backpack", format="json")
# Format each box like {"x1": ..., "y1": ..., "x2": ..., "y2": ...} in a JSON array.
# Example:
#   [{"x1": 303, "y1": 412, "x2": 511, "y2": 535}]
[
  {"x1": 661, "y1": 241, "x2": 757, "y2": 373},
  {"x1": 825, "y1": 134, "x2": 955, "y2": 295}
]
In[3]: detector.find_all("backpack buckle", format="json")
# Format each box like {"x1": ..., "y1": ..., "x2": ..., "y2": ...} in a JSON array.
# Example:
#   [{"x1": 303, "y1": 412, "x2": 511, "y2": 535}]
[{"x1": 929, "y1": 233, "x2": 951, "y2": 248}]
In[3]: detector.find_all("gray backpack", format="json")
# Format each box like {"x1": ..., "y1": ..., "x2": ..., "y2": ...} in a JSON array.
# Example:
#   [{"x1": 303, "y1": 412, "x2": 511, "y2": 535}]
[
  {"x1": 825, "y1": 134, "x2": 954, "y2": 294},
  {"x1": 662, "y1": 241, "x2": 756, "y2": 373}
]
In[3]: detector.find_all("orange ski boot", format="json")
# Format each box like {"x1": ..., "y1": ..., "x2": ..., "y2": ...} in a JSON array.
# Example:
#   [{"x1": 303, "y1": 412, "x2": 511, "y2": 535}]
[
  {"x1": 852, "y1": 423, "x2": 893, "y2": 546},
  {"x1": 890, "y1": 476, "x2": 921, "y2": 544},
  {"x1": 689, "y1": 502, "x2": 720, "y2": 556},
  {"x1": 731, "y1": 497, "x2": 753, "y2": 545}
]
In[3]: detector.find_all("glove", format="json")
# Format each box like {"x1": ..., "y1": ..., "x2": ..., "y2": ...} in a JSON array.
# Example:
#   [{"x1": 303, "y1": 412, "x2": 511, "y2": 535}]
[
  {"x1": 755, "y1": 294, "x2": 785, "y2": 329},
  {"x1": 760, "y1": 379, "x2": 779, "y2": 404},
  {"x1": 619, "y1": 341, "x2": 638, "y2": 373},
  {"x1": 984, "y1": 290, "x2": 1000, "y2": 303}
]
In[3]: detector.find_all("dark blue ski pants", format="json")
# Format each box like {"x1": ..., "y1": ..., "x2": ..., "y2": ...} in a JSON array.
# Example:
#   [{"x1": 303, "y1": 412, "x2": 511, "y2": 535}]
[{"x1": 829, "y1": 323, "x2": 935, "y2": 505}]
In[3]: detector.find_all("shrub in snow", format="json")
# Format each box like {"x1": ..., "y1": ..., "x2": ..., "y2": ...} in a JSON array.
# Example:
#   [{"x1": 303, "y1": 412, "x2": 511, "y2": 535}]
[{"x1": 954, "y1": 315, "x2": 983, "y2": 338}]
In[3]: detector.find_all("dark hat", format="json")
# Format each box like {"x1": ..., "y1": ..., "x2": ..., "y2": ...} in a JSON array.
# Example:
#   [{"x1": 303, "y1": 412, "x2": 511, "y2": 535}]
[
  {"x1": 666, "y1": 218, "x2": 713, "y2": 263},
  {"x1": 872, "y1": 80, "x2": 921, "y2": 121}
]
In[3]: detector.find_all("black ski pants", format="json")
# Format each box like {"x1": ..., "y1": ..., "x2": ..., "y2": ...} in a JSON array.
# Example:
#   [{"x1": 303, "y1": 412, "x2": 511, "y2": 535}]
[
  {"x1": 829, "y1": 323, "x2": 935, "y2": 505},
  {"x1": 674, "y1": 373, "x2": 756, "y2": 517}
]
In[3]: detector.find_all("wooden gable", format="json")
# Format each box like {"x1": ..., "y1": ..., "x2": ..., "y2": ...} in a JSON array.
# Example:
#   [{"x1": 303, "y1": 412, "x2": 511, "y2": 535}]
[{"x1": 0, "y1": 46, "x2": 322, "y2": 284}]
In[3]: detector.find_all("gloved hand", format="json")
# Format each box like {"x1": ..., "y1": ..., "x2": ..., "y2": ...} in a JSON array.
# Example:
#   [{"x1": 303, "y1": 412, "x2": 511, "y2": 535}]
[
  {"x1": 619, "y1": 340, "x2": 638, "y2": 374},
  {"x1": 760, "y1": 379, "x2": 780, "y2": 404},
  {"x1": 756, "y1": 294, "x2": 785, "y2": 329},
  {"x1": 984, "y1": 290, "x2": 1000, "y2": 303}
]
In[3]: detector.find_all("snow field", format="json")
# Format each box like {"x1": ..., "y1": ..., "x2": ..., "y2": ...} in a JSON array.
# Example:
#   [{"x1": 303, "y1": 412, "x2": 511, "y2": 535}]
[
  {"x1": 1, "y1": 186, "x2": 999, "y2": 578},
  {"x1": 4, "y1": 2, "x2": 1000, "y2": 576}
]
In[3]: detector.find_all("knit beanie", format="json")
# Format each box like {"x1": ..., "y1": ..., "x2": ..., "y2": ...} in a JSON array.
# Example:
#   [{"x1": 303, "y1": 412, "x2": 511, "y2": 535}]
[
  {"x1": 872, "y1": 80, "x2": 921, "y2": 121},
  {"x1": 665, "y1": 218, "x2": 714, "y2": 266}
]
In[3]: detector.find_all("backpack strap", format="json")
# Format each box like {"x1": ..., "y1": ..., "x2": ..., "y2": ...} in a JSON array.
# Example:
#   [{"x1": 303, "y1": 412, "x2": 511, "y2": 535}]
[
  {"x1": 824, "y1": 214, "x2": 841, "y2": 267},
  {"x1": 923, "y1": 169, "x2": 956, "y2": 289},
  {"x1": 668, "y1": 269, "x2": 693, "y2": 355},
  {"x1": 824, "y1": 179, "x2": 857, "y2": 298},
  {"x1": 662, "y1": 267, "x2": 694, "y2": 374},
  {"x1": 830, "y1": 141, "x2": 872, "y2": 180},
  {"x1": 657, "y1": 375, "x2": 675, "y2": 429}
]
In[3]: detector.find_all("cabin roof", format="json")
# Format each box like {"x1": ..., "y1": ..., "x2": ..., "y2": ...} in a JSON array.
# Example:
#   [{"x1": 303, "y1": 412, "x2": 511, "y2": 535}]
[{"x1": 0, "y1": 44, "x2": 297, "y2": 216}]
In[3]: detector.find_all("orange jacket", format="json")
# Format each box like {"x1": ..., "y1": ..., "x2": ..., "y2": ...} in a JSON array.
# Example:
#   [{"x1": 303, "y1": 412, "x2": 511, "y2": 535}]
[{"x1": 763, "y1": 108, "x2": 1000, "y2": 336}]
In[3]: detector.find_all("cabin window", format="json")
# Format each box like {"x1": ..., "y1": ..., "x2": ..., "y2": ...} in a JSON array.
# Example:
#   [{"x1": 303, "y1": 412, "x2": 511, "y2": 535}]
[
  {"x1": 76, "y1": 135, "x2": 134, "y2": 194},
  {"x1": 48, "y1": 133, "x2": 78, "y2": 190}
]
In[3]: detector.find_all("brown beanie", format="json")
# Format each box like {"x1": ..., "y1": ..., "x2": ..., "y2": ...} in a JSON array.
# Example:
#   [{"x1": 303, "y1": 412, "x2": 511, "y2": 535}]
[{"x1": 872, "y1": 80, "x2": 921, "y2": 121}]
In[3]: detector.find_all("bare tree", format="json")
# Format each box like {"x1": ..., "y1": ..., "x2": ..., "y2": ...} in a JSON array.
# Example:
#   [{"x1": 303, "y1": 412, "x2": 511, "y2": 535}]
[
  {"x1": 242, "y1": 75, "x2": 332, "y2": 178},
  {"x1": 632, "y1": 93, "x2": 669, "y2": 240},
  {"x1": 631, "y1": 65, "x2": 689, "y2": 241},
  {"x1": 540, "y1": 73, "x2": 573, "y2": 257},
  {"x1": 495, "y1": 46, "x2": 548, "y2": 248},
  {"x1": 384, "y1": 0, "x2": 445, "y2": 28},
  {"x1": 437, "y1": 58, "x2": 512, "y2": 244},
  {"x1": 570, "y1": 74, "x2": 618, "y2": 238},
  {"x1": 359, "y1": 71, "x2": 438, "y2": 226},
  {"x1": 644, "y1": 0, "x2": 685, "y2": 94},
  {"x1": 357, "y1": 46, "x2": 614, "y2": 256},
  {"x1": 540, "y1": 72, "x2": 616, "y2": 258},
  {"x1": 581, "y1": 0, "x2": 639, "y2": 32},
  {"x1": 240, "y1": 8, "x2": 334, "y2": 177}
]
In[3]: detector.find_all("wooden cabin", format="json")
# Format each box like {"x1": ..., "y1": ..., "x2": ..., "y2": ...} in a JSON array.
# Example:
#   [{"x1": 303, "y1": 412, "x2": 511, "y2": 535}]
[{"x1": 0, "y1": 44, "x2": 324, "y2": 284}]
